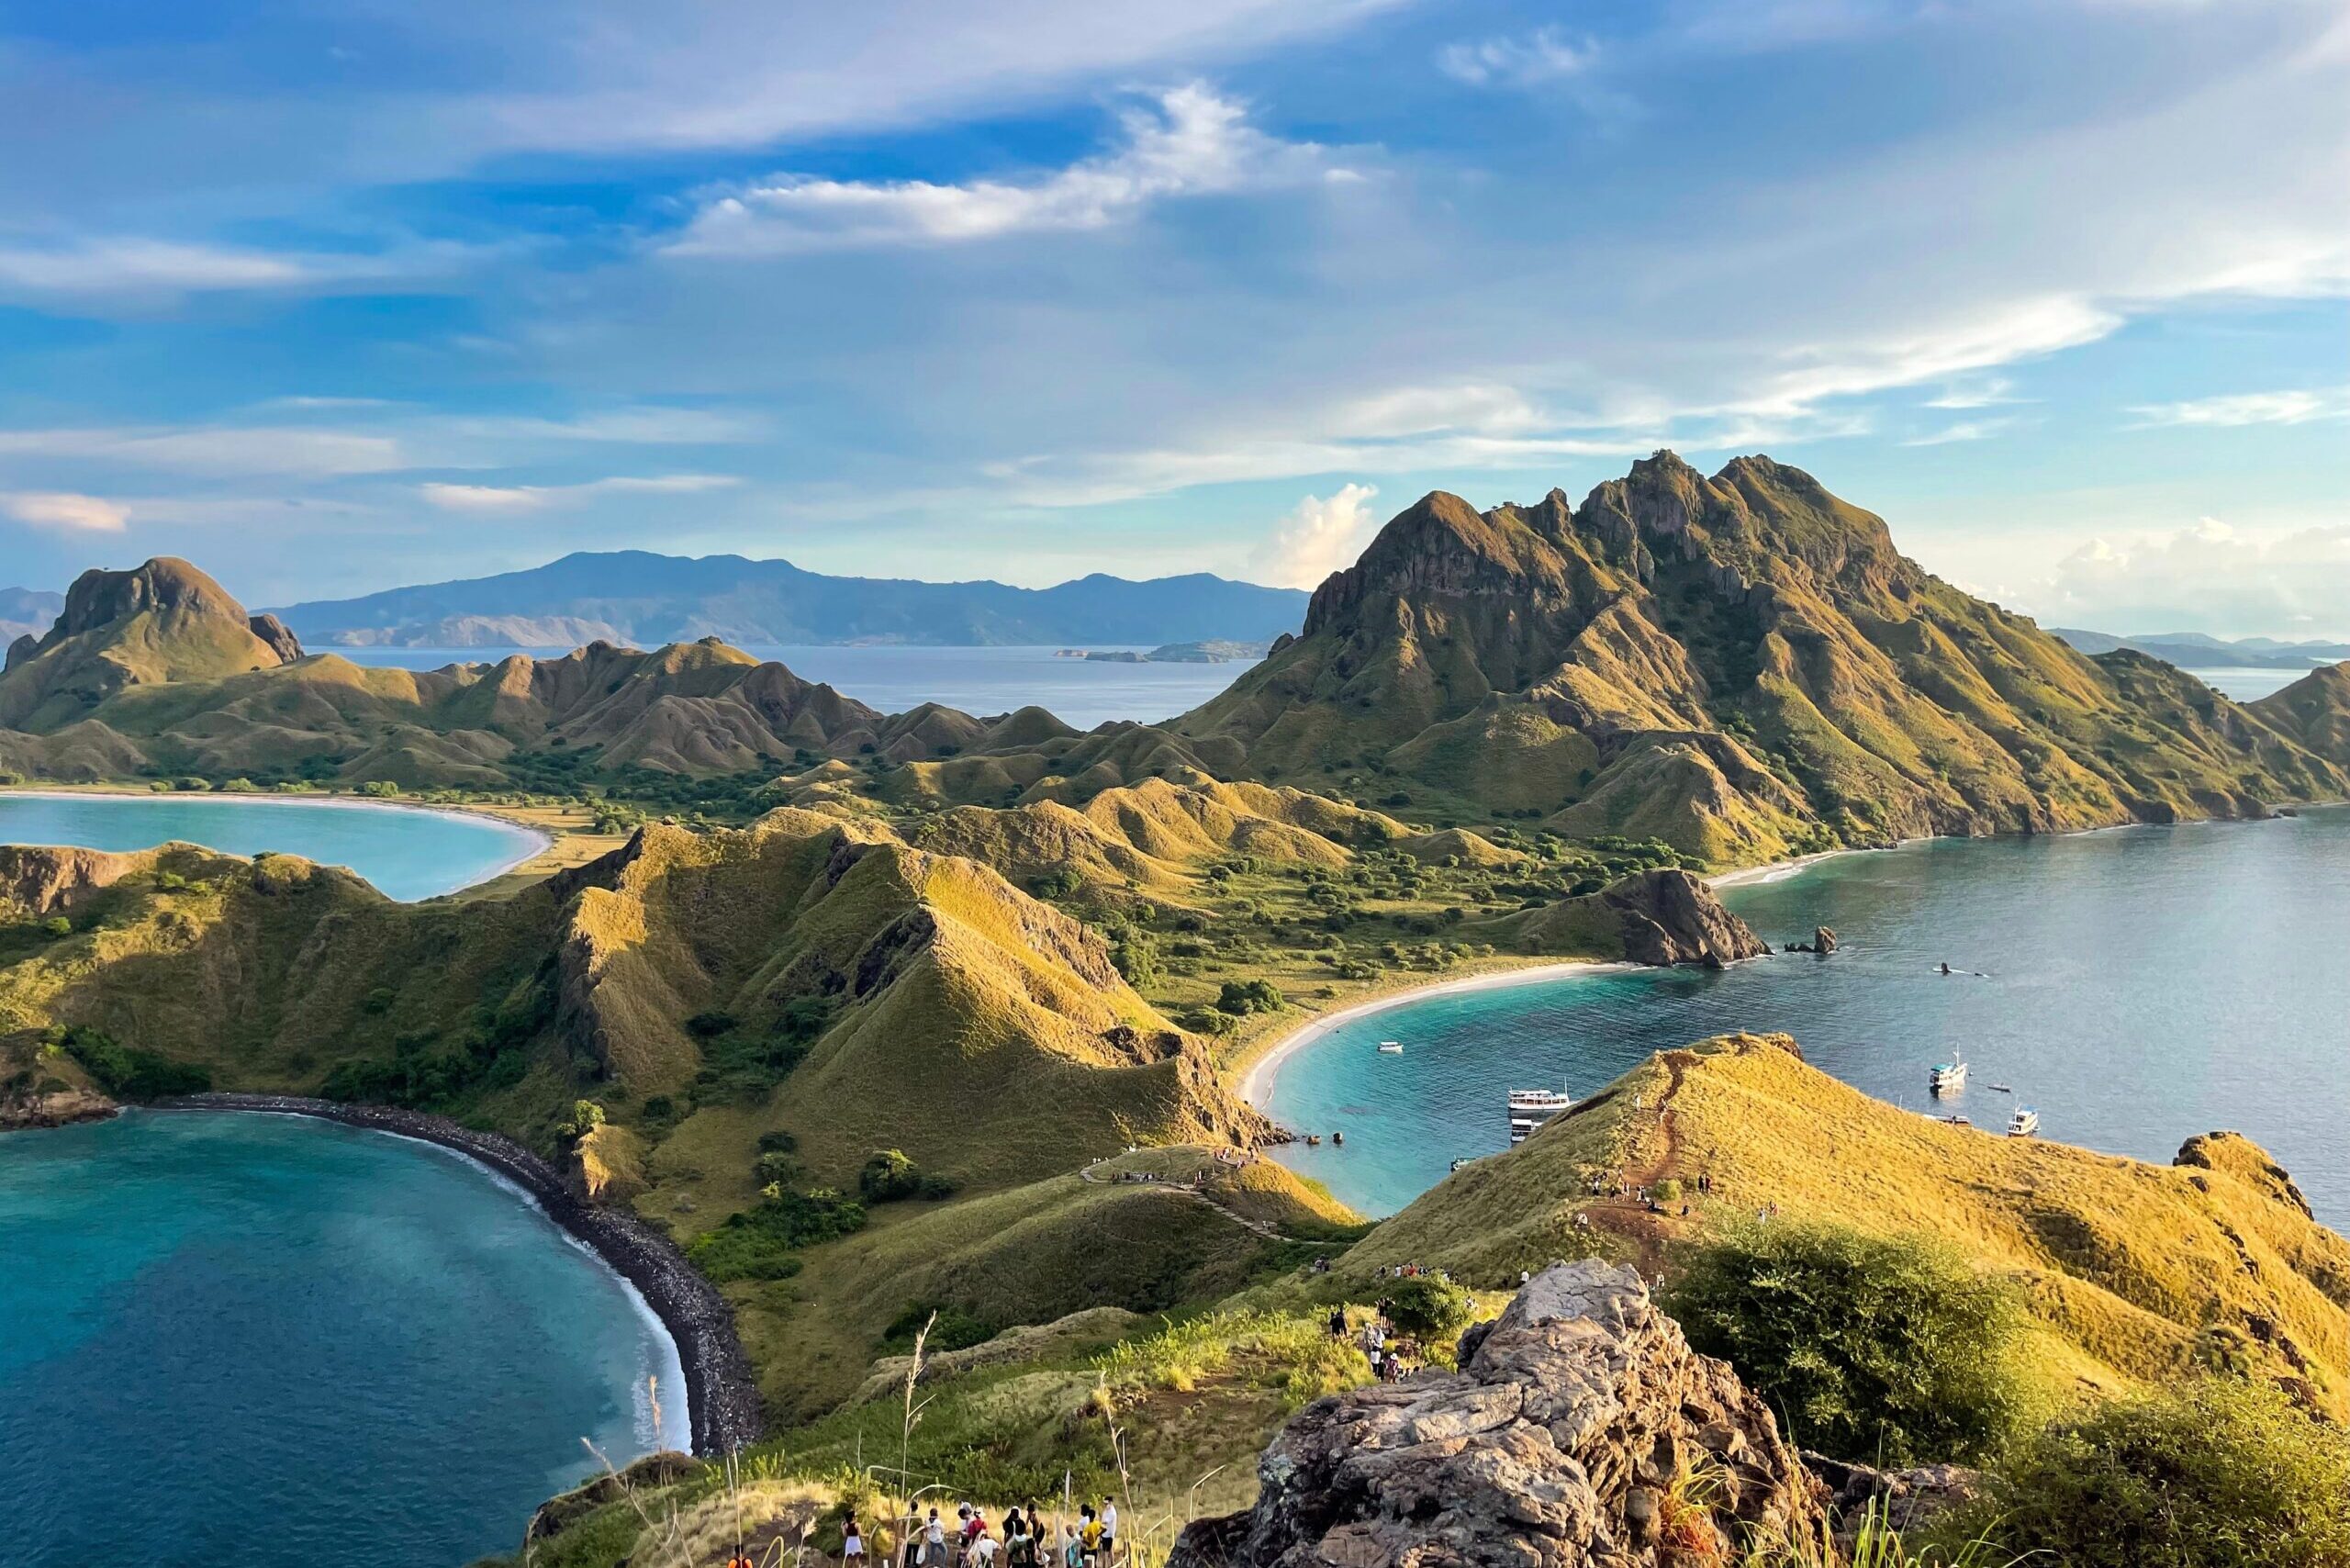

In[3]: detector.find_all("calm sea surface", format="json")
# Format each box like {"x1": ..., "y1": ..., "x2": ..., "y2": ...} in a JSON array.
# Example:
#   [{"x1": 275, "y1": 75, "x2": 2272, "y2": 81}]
[
  {"x1": 1264, "y1": 809, "x2": 2350, "y2": 1221},
  {"x1": 330, "y1": 644, "x2": 1252, "y2": 730},
  {"x1": 0, "y1": 1111, "x2": 683, "y2": 1568},
  {"x1": 0, "y1": 793, "x2": 543, "y2": 902}
]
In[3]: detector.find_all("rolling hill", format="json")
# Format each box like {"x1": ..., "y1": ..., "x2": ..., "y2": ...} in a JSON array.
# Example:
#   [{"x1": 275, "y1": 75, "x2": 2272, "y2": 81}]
[{"x1": 267, "y1": 551, "x2": 1308, "y2": 649}]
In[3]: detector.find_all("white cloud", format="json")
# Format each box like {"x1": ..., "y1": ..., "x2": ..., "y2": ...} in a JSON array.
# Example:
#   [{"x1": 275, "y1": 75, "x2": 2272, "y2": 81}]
[
  {"x1": 1902, "y1": 416, "x2": 2021, "y2": 446},
  {"x1": 1438, "y1": 28, "x2": 1595, "y2": 87},
  {"x1": 2125, "y1": 387, "x2": 2350, "y2": 428},
  {"x1": 2039, "y1": 516, "x2": 2350, "y2": 637},
  {"x1": 419, "y1": 475, "x2": 742, "y2": 511},
  {"x1": 0, "y1": 237, "x2": 483, "y2": 307},
  {"x1": 4, "y1": 491, "x2": 130, "y2": 532},
  {"x1": 0, "y1": 425, "x2": 406, "y2": 476},
  {"x1": 1253, "y1": 483, "x2": 1382, "y2": 588},
  {"x1": 666, "y1": 84, "x2": 1342, "y2": 255},
  {"x1": 1924, "y1": 376, "x2": 2019, "y2": 409}
]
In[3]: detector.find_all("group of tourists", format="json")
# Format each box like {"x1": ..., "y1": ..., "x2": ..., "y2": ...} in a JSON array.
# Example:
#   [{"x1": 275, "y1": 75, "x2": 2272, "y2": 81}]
[
  {"x1": 1326, "y1": 1304, "x2": 1416, "y2": 1383},
  {"x1": 867, "y1": 1498, "x2": 1123, "y2": 1568}
]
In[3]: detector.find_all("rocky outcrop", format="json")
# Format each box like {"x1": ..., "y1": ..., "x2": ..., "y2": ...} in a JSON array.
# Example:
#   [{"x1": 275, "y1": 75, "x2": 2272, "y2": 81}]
[
  {"x1": 246, "y1": 612, "x2": 305, "y2": 663},
  {"x1": 4, "y1": 633, "x2": 34, "y2": 673},
  {"x1": 0, "y1": 1081, "x2": 118, "y2": 1130},
  {"x1": 0, "y1": 842, "x2": 152, "y2": 918},
  {"x1": 1169, "y1": 1260, "x2": 1824, "y2": 1568},
  {"x1": 1782, "y1": 925, "x2": 1838, "y2": 955},
  {"x1": 1605, "y1": 869, "x2": 1769, "y2": 968},
  {"x1": 42, "y1": 557, "x2": 253, "y2": 646}
]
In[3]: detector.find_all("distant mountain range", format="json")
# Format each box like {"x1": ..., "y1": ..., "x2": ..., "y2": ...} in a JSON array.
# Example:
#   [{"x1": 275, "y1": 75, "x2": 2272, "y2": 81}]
[
  {"x1": 0, "y1": 588, "x2": 62, "y2": 645},
  {"x1": 252, "y1": 552, "x2": 1309, "y2": 649},
  {"x1": 2053, "y1": 628, "x2": 2350, "y2": 668}
]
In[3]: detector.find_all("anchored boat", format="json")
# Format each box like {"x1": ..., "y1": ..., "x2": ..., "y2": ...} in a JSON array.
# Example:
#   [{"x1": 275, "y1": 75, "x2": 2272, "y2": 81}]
[
  {"x1": 1377, "y1": 1041, "x2": 1404, "y2": 1054},
  {"x1": 2008, "y1": 1105, "x2": 2040, "y2": 1137},
  {"x1": 1929, "y1": 1059, "x2": 1968, "y2": 1094},
  {"x1": 1507, "y1": 1083, "x2": 1574, "y2": 1145}
]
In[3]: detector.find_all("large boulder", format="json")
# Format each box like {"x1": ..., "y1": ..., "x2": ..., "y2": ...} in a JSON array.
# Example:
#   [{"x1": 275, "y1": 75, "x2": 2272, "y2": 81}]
[{"x1": 1170, "y1": 1260, "x2": 1824, "y2": 1568}]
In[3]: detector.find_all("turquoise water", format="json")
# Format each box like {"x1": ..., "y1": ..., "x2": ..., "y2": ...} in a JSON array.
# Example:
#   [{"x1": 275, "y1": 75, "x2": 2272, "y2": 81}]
[
  {"x1": 1264, "y1": 810, "x2": 2350, "y2": 1221},
  {"x1": 333, "y1": 644, "x2": 1252, "y2": 730},
  {"x1": 0, "y1": 793, "x2": 543, "y2": 902},
  {"x1": 0, "y1": 1111, "x2": 684, "y2": 1568}
]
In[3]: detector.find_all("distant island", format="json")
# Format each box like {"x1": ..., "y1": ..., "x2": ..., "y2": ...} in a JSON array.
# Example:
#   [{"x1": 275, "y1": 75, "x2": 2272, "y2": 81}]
[
  {"x1": 2054, "y1": 626, "x2": 2350, "y2": 669},
  {"x1": 250, "y1": 552, "x2": 1308, "y2": 650},
  {"x1": 1054, "y1": 639, "x2": 1270, "y2": 664}
]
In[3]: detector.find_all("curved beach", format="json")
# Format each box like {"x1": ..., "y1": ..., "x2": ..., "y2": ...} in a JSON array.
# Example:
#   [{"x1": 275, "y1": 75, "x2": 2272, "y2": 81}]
[
  {"x1": 152, "y1": 1093, "x2": 761, "y2": 1456},
  {"x1": 1238, "y1": 960, "x2": 1637, "y2": 1111}
]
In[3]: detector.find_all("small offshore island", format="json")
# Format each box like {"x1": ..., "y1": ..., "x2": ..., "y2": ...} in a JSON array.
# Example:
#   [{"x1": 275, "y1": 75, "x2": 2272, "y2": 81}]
[{"x1": 6, "y1": 454, "x2": 2350, "y2": 1567}]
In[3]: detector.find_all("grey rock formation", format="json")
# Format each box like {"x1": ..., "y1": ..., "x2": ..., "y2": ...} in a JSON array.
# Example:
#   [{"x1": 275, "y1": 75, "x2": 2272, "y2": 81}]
[
  {"x1": 246, "y1": 612, "x2": 306, "y2": 663},
  {"x1": 1170, "y1": 1260, "x2": 1823, "y2": 1568},
  {"x1": 1604, "y1": 869, "x2": 1770, "y2": 969}
]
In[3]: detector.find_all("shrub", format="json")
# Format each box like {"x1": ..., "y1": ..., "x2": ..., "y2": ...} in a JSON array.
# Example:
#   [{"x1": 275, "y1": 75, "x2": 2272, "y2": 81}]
[
  {"x1": 685, "y1": 1010, "x2": 738, "y2": 1038},
  {"x1": 1665, "y1": 1222, "x2": 2030, "y2": 1465},
  {"x1": 52, "y1": 1024, "x2": 212, "y2": 1099},
  {"x1": 1935, "y1": 1379, "x2": 2350, "y2": 1568},
  {"x1": 859, "y1": 1148, "x2": 957, "y2": 1203},
  {"x1": 1384, "y1": 1274, "x2": 1475, "y2": 1341},
  {"x1": 39, "y1": 916, "x2": 71, "y2": 939},
  {"x1": 1215, "y1": 978, "x2": 1285, "y2": 1015},
  {"x1": 688, "y1": 1187, "x2": 867, "y2": 1282},
  {"x1": 356, "y1": 780, "x2": 399, "y2": 798}
]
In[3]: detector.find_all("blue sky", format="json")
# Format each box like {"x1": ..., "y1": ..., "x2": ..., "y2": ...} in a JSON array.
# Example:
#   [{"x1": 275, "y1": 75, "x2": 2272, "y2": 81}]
[{"x1": 0, "y1": 0, "x2": 2344, "y2": 635}]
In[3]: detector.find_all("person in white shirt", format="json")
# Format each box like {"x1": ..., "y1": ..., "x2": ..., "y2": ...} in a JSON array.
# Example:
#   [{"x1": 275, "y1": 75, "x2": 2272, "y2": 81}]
[{"x1": 1099, "y1": 1501, "x2": 1119, "y2": 1566}]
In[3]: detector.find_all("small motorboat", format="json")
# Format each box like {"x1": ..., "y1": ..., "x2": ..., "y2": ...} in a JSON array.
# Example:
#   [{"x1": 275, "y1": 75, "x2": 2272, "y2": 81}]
[
  {"x1": 2009, "y1": 1106, "x2": 2041, "y2": 1137},
  {"x1": 1941, "y1": 1114, "x2": 1972, "y2": 1126},
  {"x1": 1377, "y1": 1041, "x2": 1404, "y2": 1054},
  {"x1": 1986, "y1": 1082, "x2": 2013, "y2": 1093}
]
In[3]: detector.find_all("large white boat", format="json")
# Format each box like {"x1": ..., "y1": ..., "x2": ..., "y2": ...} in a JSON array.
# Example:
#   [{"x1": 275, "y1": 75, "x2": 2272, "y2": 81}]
[
  {"x1": 2008, "y1": 1105, "x2": 2040, "y2": 1137},
  {"x1": 1507, "y1": 1084, "x2": 1574, "y2": 1145},
  {"x1": 1929, "y1": 1059, "x2": 1968, "y2": 1094}
]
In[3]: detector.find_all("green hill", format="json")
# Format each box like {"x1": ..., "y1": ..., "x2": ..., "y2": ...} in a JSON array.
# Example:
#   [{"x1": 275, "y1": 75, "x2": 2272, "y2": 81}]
[
  {"x1": 1166, "y1": 454, "x2": 2344, "y2": 863},
  {"x1": 1351, "y1": 1033, "x2": 2350, "y2": 1419}
]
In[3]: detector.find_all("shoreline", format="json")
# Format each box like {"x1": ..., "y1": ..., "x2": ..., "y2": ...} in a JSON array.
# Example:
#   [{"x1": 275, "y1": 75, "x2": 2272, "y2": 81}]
[
  {"x1": 0, "y1": 784, "x2": 555, "y2": 899},
  {"x1": 1237, "y1": 959, "x2": 1641, "y2": 1111},
  {"x1": 148, "y1": 1092, "x2": 760, "y2": 1458}
]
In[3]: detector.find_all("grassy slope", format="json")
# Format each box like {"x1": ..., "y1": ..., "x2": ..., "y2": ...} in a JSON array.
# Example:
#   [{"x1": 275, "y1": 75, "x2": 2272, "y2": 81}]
[{"x1": 1352, "y1": 1033, "x2": 2350, "y2": 1417}]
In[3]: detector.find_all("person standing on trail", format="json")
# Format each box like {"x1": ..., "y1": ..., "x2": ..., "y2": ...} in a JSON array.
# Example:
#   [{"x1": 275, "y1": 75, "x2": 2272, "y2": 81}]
[
  {"x1": 1099, "y1": 1498, "x2": 1119, "y2": 1566},
  {"x1": 843, "y1": 1511, "x2": 867, "y2": 1568}
]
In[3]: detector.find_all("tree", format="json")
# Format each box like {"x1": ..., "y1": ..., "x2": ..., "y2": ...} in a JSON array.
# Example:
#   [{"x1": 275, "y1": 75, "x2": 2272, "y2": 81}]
[
  {"x1": 1666, "y1": 1222, "x2": 2030, "y2": 1465},
  {"x1": 1215, "y1": 978, "x2": 1285, "y2": 1015},
  {"x1": 1384, "y1": 1275, "x2": 1474, "y2": 1341}
]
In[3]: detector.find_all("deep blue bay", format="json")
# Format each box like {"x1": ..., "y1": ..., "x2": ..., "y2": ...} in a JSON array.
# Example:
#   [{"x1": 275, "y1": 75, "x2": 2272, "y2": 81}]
[
  {"x1": 1263, "y1": 809, "x2": 2350, "y2": 1221},
  {"x1": 0, "y1": 1111, "x2": 685, "y2": 1568},
  {"x1": 0, "y1": 792, "x2": 543, "y2": 902}
]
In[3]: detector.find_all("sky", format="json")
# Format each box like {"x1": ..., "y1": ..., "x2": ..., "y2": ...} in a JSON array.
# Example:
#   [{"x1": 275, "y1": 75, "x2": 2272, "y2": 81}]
[{"x1": 0, "y1": 0, "x2": 2344, "y2": 636}]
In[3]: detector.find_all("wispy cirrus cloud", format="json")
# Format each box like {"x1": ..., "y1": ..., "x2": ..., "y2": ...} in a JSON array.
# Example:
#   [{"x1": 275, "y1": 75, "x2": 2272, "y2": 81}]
[
  {"x1": 1903, "y1": 415, "x2": 2023, "y2": 446},
  {"x1": 1438, "y1": 28, "x2": 1595, "y2": 87},
  {"x1": 0, "y1": 425, "x2": 408, "y2": 477},
  {"x1": 2125, "y1": 387, "x2": 2350, "y2": 428},
  {"x1": 418, "y1": 475, "x2": 742, "y2": 511},
  {"x1": 666, "y1": 84, "x2": 1348, "y2": 256},
  {"x1": 0, "y1": 236, "x2": 485, "y2": 308}
]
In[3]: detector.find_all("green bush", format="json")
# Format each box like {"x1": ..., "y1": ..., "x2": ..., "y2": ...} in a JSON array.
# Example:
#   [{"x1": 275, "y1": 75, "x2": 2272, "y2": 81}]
[
  {"x1": 688, "y1": 1187, "x2": 866, "y2": 1282},
  {"x1": 1664, "y1": 1222, "x2": 2030, "y2": 1465},
  {"x1": 1216, "y1": 978, "x2": 1285, "y2": 1015},
  {"x1": 859, "y1": 1148, "x2": 957, "y2": 1204},
  {"x1": 52, "y1": 1024, "x2": 213, "y2": 1099},
  {"x1": 1936, "y1": 1379, "x2": 2350, "y2": 1568},
  {"x1": 39, "y1": 915, "x2": 71, "y2": 939},
  {"x1": 1383, "y1": 1275, "x2": 1474, "y2": 1341}
]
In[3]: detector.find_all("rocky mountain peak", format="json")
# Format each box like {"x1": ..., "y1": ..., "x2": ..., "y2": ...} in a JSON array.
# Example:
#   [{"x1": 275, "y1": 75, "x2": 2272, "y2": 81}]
[{"x1": 47, "y1": 557, "x2": 252, "y2": 646}]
